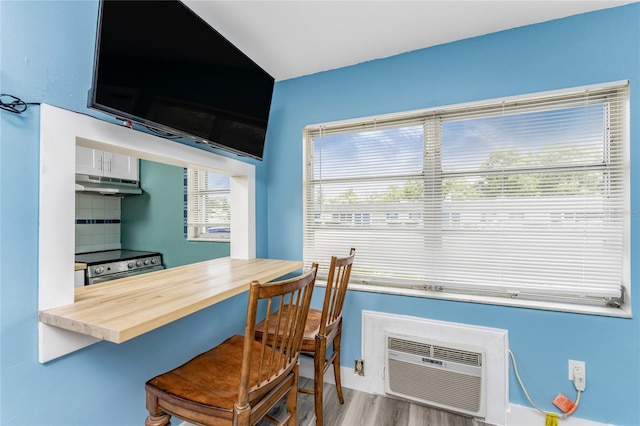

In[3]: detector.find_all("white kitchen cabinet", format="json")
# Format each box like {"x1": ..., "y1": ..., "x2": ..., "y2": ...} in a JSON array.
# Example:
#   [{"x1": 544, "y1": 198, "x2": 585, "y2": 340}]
[{"x1": 76, "y1": 146, "x2": 139, "y2": 180}]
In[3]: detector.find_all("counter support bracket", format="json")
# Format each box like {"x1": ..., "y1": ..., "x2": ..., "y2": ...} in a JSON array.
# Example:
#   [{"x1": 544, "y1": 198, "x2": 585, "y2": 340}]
[{"x1": 39, "y1": 323, "x2": 100, "y2": 363}]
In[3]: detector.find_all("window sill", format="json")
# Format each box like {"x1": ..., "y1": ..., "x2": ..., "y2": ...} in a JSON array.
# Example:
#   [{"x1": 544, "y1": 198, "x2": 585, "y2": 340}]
[
  {"x1": 187, "y1": 237, "x2": 230, "y2": 243},
  {"x1": 315, "y1": 280, "x2": 632, "y2": 318}
]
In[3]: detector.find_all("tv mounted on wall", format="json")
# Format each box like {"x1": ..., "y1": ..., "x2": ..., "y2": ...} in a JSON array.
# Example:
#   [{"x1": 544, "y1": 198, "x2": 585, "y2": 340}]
[{"x1": 88, "y1": 0, "x2": 274, "y2": 160}]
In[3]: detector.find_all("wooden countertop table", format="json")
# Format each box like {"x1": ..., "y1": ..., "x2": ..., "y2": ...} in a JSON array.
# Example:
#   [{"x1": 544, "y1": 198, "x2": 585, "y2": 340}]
[{"x1": 39, "y1": 257, "x2": 303, "y2": 344}]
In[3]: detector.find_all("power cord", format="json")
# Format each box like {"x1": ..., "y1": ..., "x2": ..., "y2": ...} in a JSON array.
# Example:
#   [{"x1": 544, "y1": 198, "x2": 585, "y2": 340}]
[
  {"x1": 0, "y1": 94, "x2": 39, "y2": 114},
  {"x1": 508, "y1": 349, "x2": 582, "y2": 420},
  {"x1": 2, "y1": 93, "x2": 191, "y2": 145},
  {"x1": 0, "y1": 94, "x2": 184, "y2": 145}
]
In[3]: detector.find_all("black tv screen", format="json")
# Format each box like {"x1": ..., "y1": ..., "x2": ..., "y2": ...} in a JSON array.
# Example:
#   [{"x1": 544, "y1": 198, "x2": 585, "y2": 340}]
[{"x1": 89, "y1": 0, "x2": 274, "y2": 160}]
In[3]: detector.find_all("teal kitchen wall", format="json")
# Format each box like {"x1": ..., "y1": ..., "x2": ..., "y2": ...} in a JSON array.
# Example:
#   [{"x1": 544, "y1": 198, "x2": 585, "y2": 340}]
[
  {"x1": 264, "y1": 4, "x2": 640, "y2": 426},
  {"x1": 120, "y1": 160, "x2": 229, "y2": 268},
  {"x1": 1, "y1": 1, "x2": 639, "y2": 426}
]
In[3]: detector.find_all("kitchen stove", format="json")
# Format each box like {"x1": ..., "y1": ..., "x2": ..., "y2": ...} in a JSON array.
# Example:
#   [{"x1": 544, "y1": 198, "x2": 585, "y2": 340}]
[{"x1": 75, "y1": 249, "x2": 164, "y2": 285}]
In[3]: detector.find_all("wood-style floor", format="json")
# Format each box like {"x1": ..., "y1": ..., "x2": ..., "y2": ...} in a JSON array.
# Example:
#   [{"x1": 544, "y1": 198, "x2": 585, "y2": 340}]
[
  {"x1": 257, "y1": 377, "x2": 493, "y2": 426},
  {"x1": 181, "y1": 376, "x2": 491, "y2": 426}
]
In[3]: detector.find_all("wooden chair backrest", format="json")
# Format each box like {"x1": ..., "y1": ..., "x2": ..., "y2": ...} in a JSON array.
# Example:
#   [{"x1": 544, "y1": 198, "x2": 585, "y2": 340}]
[
  {"x1": 238, "y1": 263, "x2": 318, "y2": 407},
  {"x1": 318, "y1": 248, "x2": 356, "y2": 337}
]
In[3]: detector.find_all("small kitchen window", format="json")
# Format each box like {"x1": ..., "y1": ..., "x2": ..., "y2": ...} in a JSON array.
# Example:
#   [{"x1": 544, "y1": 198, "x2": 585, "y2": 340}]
[{"x1": 185, "y1": 168, "x2": 231, "y2": 241}]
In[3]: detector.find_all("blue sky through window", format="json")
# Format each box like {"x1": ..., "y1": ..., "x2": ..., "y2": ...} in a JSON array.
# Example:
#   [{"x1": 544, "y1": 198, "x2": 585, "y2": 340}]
[
  {"x1": 314, "y1": 104, "x2": 605, "y2": 179},
  {"x1": 313, "y1": 126, "x2": 423, "y2": 179},
  {"x1": 442, "y1": 104, "x2": 605, "y2": 172},
  {"x1": 206, "y1": 172, "x2": 230, "y2": 189}
]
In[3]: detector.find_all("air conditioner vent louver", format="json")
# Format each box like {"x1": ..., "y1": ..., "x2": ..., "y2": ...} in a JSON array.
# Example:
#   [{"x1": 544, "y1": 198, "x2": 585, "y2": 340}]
[
  {"x1": 388, "y1": 337, "x2": 431, "y2": 357},
  {"x1": 432, "y1": 346, "x2": 482, "y2": 367},
  {"x1": 388, "y1": 358, "x2": 482, "y2": 413},
  {"x1": 388, "y1": 337, "x2": 482, "y2": 367},
  {"x1": 385, "y1": 333, "x2": 486, "y2": 418}
]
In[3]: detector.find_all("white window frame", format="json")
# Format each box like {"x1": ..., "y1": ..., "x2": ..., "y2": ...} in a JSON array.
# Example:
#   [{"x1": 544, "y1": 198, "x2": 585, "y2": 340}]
[
  {"x1": 303, "y1": 81, "x2": 630, "y2": 317},
  {"x1": 185, "y1": 168, "x2": 231, "y2": 242}
]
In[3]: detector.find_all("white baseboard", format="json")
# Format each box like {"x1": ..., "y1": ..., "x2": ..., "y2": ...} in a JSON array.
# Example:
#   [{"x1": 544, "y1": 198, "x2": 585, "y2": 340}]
[
  {"x1": 180, "y1": 359, "x2": 612, "y2": 426},
  {"x1": 299, "y1": 358, "x2": 614, "y2": 426},
  {"x1": 506, "y1": 404, "x2": 614, "y2": 426},
  {"x1": 299, "y1": 356, "x2": 369, "y2": 392}
]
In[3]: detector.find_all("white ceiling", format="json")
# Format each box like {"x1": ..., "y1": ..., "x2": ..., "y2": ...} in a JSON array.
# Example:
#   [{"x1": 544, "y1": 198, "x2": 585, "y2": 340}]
[{"x1": 183, "y1": 1, "x2": 636, "y2": 81}]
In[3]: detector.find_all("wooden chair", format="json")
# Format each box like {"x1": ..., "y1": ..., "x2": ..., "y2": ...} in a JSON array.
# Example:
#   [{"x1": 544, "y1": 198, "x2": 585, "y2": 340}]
[
  {"x1": 255, "y1": 248, "x2": 356, "y2": 426},
  {"x1": 144, "y1": 263, "x2": 318, "y2": 426}
]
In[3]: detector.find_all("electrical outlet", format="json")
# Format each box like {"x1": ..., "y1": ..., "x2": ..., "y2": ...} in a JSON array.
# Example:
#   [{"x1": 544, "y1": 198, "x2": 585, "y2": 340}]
[{"x1": 568, "y1": 359, "x2": 585, "y2": 380}]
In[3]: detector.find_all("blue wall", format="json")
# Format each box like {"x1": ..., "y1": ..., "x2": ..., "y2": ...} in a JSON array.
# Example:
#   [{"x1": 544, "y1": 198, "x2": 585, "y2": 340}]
[
  {"x1": 1, "y1": 1, "x2": 639, "y2": 425},
  {"x1": 264, "y1": 4, "x2": 640, "y2": 426},
  {"x1": 0, "y1": 1, "x2": 263, "y2": 425},
  {"x1": 120, "y1": 160, "x2": 230, "y2": 268}
]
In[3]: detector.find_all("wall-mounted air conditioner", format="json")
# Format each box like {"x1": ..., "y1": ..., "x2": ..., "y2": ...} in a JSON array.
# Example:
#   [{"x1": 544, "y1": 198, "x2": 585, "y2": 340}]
[{"x1": 385, "y1": 332, "x2": 486, "y2": 418}]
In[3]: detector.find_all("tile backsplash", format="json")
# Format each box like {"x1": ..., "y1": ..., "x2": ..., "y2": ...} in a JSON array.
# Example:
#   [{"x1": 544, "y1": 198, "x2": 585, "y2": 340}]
[{"x1": 75, "y1": 193, "x2": 121, "y2": 253}]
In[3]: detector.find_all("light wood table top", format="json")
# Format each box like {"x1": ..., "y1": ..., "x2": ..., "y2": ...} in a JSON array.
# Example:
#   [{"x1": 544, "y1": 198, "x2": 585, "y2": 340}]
[
  {"x1": 40, "y1": 257, "x2": 303, "y2": 344},
  {"x1": 75, "y1": 262, "x2": 87, "y2": 271}
]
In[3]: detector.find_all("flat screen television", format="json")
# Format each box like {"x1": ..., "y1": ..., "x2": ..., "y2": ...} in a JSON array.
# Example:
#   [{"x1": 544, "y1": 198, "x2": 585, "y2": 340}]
[{"x1": 88, "y1": 0, "x2": 274, "y2": 160}]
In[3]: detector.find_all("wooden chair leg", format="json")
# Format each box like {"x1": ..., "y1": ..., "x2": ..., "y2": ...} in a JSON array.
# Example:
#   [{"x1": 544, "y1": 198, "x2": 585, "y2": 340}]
[
  {"x1": 145, "y1": 413, "x2": 171, "y2": 426},
  {"x1": 145, "y1": 393, "x2": 171, "y2": 426},
  {"x1": 333, "y1": 327, "x2": 344, "y2": 404},
  {"x1": 286, "y1": 363, "x2": 300, "y2": 425},
  {"x1": 314, "y1": 339, "x2": 327, "y2": 426},
  {"x1": 233, "y1": 402, "x2": 250, "y2": 426}
]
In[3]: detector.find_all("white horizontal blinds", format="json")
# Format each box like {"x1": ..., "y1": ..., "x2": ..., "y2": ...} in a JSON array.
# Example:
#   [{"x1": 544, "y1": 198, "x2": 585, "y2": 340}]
[
  {"x1": 186, "y1": 169, "x2": 231, "y2": 231},
  {"x1": 304, "y1": 119, "x2": 429, "y2": 279},
  {"x1": 304, "y1": 83, "x2": 627, "y2": 306},
  {"x1": 436, "y1": 86, "x2": 627, "y2": 303}
]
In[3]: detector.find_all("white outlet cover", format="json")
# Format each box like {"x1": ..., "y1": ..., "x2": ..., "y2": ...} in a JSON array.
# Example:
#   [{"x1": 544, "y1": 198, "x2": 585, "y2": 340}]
[{"x1": 568, "y1": 359, "x2": 586, "y2": 380}]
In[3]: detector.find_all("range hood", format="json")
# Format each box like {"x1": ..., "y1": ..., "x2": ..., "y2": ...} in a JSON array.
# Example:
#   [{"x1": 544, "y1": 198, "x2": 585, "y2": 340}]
[{"x1": 75, "y1": 174, "x2": 142, "y2": 195}]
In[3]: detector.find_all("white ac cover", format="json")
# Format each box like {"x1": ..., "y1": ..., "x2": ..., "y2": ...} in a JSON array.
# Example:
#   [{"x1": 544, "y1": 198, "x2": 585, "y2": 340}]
[{"x1": 385, "y1": 332, "x2": 486, "y2": 418}]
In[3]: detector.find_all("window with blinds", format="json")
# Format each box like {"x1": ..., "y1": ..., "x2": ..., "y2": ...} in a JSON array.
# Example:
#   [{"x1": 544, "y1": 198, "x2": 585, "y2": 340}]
[
  {"x1": 303, "y1": 82, "x2": 628, "y2": 309},
  {"x1": 186, "y1": 168, "x2": 231, "y2": 241}
]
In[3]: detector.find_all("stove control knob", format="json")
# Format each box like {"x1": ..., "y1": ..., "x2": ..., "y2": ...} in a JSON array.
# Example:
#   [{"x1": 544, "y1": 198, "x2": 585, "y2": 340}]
[
  {"x1": 128, "y1": 262, "x2": 135, "y2": 269},
  {"x1": 95, "y1": 266, "x2": 104, "y2": 274},
  {"x1": 136, "y1": 260, "x2": 143, "y2": 267},
  {"x1": 143, "y1": 259, "x2": 150, "y2": 265},
  {"x1": 151, "y1": 258, "x2": 157, "y2": 264}
]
